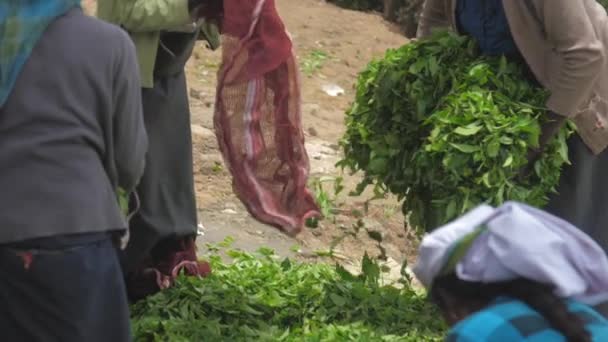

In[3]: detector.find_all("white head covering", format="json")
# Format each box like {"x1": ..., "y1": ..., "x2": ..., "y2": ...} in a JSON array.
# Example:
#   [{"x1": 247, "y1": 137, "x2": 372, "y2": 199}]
[{"x1": 413, "y1": 201, "x2": 608, "y2": 305}]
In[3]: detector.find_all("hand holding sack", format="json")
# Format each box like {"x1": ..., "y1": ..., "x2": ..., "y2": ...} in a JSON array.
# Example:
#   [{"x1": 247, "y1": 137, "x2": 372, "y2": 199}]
[{"x1": 189, "y1": 0, "x2": 224, "y2": 27}]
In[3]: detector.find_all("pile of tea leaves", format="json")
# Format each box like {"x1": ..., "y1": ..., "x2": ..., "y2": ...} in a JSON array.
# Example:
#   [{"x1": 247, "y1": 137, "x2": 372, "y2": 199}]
[
  {"x1": 131, "y1": 247, "x2": 445, "y2": 341},
  {"x1": 339, "y1": 31, "x2": 572, "y2": 232}
]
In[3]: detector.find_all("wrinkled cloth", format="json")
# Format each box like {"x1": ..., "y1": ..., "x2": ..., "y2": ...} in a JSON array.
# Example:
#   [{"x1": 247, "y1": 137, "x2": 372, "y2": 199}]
[
  {"x1": 413, "y1": 201, "x2": 608, "y2": 305},
  {"x1": 0, "y1": 8, "x2": 146, "y2": 244},
  {"x1": 0, "y1": 0, "x2": 80, "y2": 106},
  {"x1": 96, "y1": 0, "x2": 197, "y2": 88},
  {"x1": 214, "y1": 0, "x2": 320, "y2": 235}
]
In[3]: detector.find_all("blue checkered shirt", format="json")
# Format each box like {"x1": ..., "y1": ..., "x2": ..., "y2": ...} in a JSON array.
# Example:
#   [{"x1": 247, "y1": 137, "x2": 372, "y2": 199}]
[{"x1": 447, "y1": 297, "x2": 608, "y2": 341}]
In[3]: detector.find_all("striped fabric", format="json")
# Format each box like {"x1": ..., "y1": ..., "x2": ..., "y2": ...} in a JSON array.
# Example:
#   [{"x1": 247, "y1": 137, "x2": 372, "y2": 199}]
[
  {"x1": 214, "y1": 0, "x2": 320, "y2": 235},
  {"x1": 0, "y1": 0, "x2": 80, "y2": 106}
]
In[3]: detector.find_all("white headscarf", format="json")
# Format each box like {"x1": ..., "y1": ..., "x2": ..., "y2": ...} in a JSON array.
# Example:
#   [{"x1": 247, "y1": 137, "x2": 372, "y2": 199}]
[{"x1": 413, "y1": 201, "x2": 608, "y2": 305}]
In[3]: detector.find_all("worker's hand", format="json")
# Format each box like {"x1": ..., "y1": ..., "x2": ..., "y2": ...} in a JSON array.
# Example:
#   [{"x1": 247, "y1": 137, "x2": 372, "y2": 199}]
[
  {"x1": 188, "y1": 0, "x2": 202, "y2": 13},
  {"x1": 189, "y1": 0, "x2": 223, "y2": 22},
  {"x1": 519, "y1": 111, "x2": 566, "y2": 179},
  {"x1": 532, "y1": 110, "x2": 567, "y2": 161}
]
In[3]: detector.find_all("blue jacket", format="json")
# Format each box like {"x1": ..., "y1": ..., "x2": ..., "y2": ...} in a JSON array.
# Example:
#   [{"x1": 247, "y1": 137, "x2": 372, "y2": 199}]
[{"x1": 456, "y1": 0, "x2": 519, "y2": 57}]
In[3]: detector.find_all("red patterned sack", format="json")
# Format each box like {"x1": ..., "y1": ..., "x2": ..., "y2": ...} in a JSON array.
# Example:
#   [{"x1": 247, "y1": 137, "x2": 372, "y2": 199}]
[{"x1": 214, "y1": 0, "x2": 320, "y2": 235}]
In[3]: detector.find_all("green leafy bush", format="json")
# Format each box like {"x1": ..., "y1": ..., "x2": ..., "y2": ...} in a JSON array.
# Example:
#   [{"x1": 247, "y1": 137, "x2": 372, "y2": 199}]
[
  {"x1": 131, "y1": 249, "x2": 445, "y2": 341},
  {"x1": 339, "y1": 31, "x2": 572, "y2": 232},
  {"x1": 325, "y1": 0, "x2": 423, "y2": 38}
]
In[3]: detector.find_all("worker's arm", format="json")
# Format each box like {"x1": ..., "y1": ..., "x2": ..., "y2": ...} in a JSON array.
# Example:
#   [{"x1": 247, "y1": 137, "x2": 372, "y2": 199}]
[
  {"x1": 111, "y1": 32, "x2": 148, "y2": 192},
  {"x1": 97, "y1": 0, "x2": 195, "y2": 32},
  {"x1": 416, "y1": 0, "x2": 451, "y2": 39},
  {"x1": 537, "y1": 0, "x2": 606, "y2": 117}
]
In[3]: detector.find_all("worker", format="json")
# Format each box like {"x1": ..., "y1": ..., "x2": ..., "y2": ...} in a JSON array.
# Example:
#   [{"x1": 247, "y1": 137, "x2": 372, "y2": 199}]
[
  {"x1": 417, "y1": 0, "x2": 608, "y2": 253},
  {"x1": 414, "y1": 202, "x2": 608, "y2": 341},
  {"x1": 0, "y1": 1, "x2": 147, "y2": 341},
  {"x1": 97, "y1": 0, "x2": 222, "y2": 300}
]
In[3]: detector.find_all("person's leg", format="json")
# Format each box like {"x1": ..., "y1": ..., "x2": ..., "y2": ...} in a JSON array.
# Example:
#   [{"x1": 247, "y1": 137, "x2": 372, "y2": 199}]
[
  {"x1": 122, "y1": 71, "x2": 198, "y2": 271},
  {"x1": 151, "y1": 235, "x2": 211, "y2": 276},
  {"x1": 545, "y1": 134, "x2": 608, "y2": 252},
  {"x1": 0, "y1": 235, "x2": 131, "y2": 342},
  {"x1": 122, "y1": 71, "x2": 209, "y2": 301}
]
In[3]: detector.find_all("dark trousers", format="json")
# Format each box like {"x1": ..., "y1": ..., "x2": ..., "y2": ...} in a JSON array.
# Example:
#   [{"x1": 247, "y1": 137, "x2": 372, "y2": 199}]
[
  {"x1": 545, "y1": 135, "x2": 608, "y2": 254},
  {"x1": 544, "y1": 135, "x2": 608, "y2": 320},
  {"x1": 120, "y1": 69, "x2": 198, "y2": 274},
  {"x1": 0, "y1": 234, "x2": 131, "y2": 342},
  {"x1": 121, "y1": 31, "x2": 199, "y2": 274}
]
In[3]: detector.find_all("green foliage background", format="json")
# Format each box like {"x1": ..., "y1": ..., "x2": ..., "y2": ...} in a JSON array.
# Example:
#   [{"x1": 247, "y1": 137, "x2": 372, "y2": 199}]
[{"x1": 325, "y1": 0, "x2": 423, "y2": 37}]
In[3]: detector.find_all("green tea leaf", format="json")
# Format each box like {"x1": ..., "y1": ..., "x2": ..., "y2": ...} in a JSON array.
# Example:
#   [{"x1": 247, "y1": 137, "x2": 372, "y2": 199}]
[
  {"x1": 486, "y1": 140, "x2": 500, "y2": 158},
  {"x1": 329, "y1": 293, "x2": 347, "y2": 307},
  {"x1": 450, "y1": 143, "x2": 480, "y2": 153},
  {"x1": 503, "y1": 155, "x2": 513, "y2": 168},
  {"x1": 454, "y1": 124, "x2": 482, "y2": 136}
]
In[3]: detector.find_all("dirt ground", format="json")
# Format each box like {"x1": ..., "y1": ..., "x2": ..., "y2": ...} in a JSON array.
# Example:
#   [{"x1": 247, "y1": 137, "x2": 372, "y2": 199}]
[{"x1": 85, "y1": 0, "x2": 418, "y2": 280}]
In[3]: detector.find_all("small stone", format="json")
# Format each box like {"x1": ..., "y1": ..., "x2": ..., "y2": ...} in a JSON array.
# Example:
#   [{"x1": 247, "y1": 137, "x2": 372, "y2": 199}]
[
  {"x1": 224, "y1": 202, "x2": 238, "y2": 211},
  {"x1": 362, "y1": 218, "x2": 383, "y2": 230},
  {"x1": 321, "y1": 84, "x2": 345, "y2": 97},
  {"x1": 191, "y1": 125, "x2": 215, "y2": 139},
  {"x1": 308, "y1": 127, "x2": 319, "y2": 137},
  {"x1": 197, "y1": 223, "x2": 206, "y2": 236},
  {"x1": 189, "y1": 88, "x2": 203, "y2": 100},
  {"x1": 303, "y1": 103, "x2": 320, "y2": 116},
  {"x1": 221, "y1": 209, "x2": 237, "y2": 215},
  {"x1": 335, "y1": 215, "x2": 349, "y2": 223}
]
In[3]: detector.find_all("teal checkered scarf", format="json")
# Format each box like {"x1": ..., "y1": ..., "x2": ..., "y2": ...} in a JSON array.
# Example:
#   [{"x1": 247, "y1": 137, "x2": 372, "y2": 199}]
[{"x1": 0, "y1": 0, "x2": 81, "y2": 107}]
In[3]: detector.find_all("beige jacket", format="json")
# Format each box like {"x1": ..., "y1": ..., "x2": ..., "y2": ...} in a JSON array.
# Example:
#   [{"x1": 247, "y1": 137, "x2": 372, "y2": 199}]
[{"x1": 418, "y1": 0, "x2": 608, "y2": 154}]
